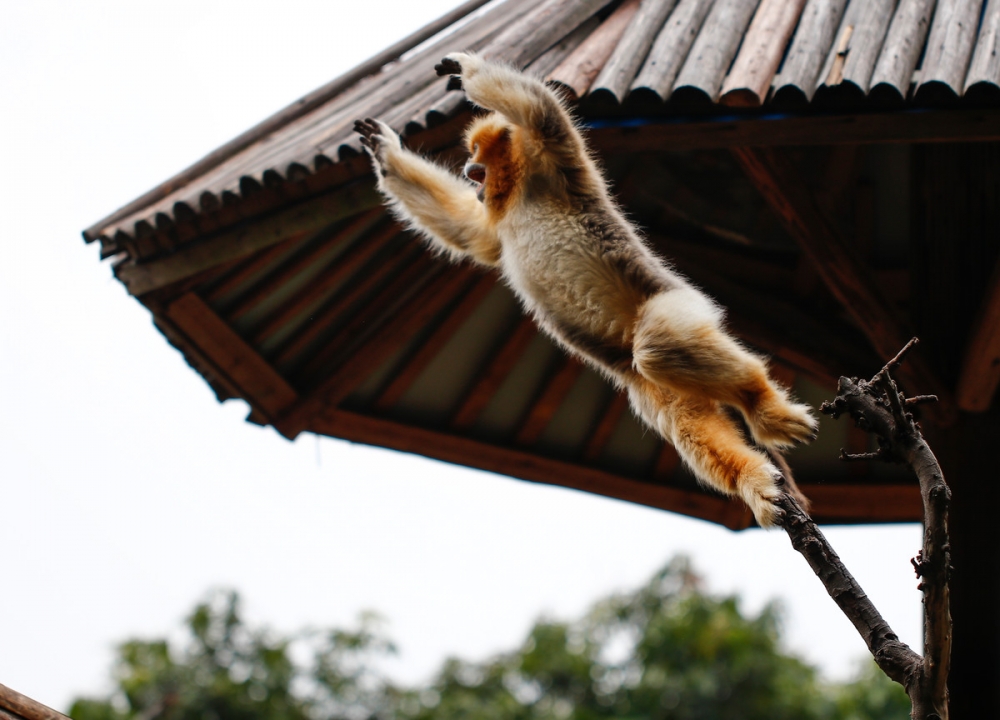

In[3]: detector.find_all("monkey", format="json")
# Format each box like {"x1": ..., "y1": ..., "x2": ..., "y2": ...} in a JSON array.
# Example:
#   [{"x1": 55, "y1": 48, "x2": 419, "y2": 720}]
[{"x1": 354, "y1": 53, "x2": 817, "y2": 527}]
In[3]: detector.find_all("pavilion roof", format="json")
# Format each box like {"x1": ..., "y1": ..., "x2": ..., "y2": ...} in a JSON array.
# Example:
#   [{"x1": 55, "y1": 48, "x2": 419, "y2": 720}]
[{"x1": 84, "y1": 0, "x2": 1000, "y2": 528}]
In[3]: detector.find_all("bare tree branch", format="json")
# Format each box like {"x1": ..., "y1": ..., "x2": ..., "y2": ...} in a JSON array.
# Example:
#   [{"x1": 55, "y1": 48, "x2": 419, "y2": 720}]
[{"x1": 776, "y1": 338, "x2": 952, "y2": 719}]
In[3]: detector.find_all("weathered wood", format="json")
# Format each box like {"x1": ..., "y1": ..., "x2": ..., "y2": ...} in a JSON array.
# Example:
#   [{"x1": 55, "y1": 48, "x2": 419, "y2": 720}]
[
  {"x1": 291, "y1": 256, "x2": 441, "y2": 384},
  {"x1": 819, "y1": 0, "x2": 897, "y2": 96},
  {"x1": 269, "y1": 243, "x2": 424, "y2": 370},
  {"x1": 277, "y1": 266, "x2": 478, "y2": 438},
  {"x1": 451, "y1": 316, "x2": 538, "y2": 431},
  {"x1": 630, "y1": 0, "x2": 716, "y2": 102},
  {"x1": 956, "y1": 259, "x2": 1000, "y2": 411},
  {"x1": 964, "y1": 0, "x2": 1000, "y2": 98},
  {"x1": 526, "y1": 15, "x2": 602, "y2": 81},
  {"x1": 81, "y1": 0, "x2": 495, "y2": 243},
  {"x1": 166, "y1": 293, "x2": 298, "y2": 421},
  {"x1": 94, "y1": 0, "x2": 538, "y2": 244},
  {"x1": 719, "y1": 0, "x2": 808, "y2": 106},
  {"x1": 731, "y1": 147, "x2": 956, "y2": 425},
  {"x1": 225, "y1": 209, "x2": 382, "y2": 322},
  {"x1": 672, "y1": 0, "x2": 762, "y2": 102},
  {"x1": 202, "y1": 230, "x2": 310, "y2": 306},
  {"x1": 916, "y1": 0, "x2": 984, "y2": 101},
  {"x1": 115, "y1": 183, "x2": 382, "y2": 297},
  {"x1": 374, "y1": 274, "x2": 498, "y2": 411},
  {"x1": 773, "y1": 0, "x2": 849, "y2": 103},
  {"x1": 652, "y1": 442, "x2": 681, "y2": 479},
  {"x1": 514, "y1": 357, "x2": 585, "y2": 445},
  {"x1": 586, "y1": 108, "x2": 1000, "y2": 150},
  {"x1": 549, "y1": 0, "x2": 641, "y2": 98},
  {"x1": 249, "y1": 221, "x2": 401, "y2": 347},
  {"x1": 590, "y1": 0, "x2": 680, "y2": 104},
  {"x1": 483, "y1": 0, "x2": 611, "y2": 69},
  {"x1": 0, "y1": 684, "x2": 70, "y2": 720},
  {"x1": 581, "y1": 391, "x2": 630, "y2": 462},
  {"x1": 870, "y1": 0, "x2": 938, "y2": 102}
]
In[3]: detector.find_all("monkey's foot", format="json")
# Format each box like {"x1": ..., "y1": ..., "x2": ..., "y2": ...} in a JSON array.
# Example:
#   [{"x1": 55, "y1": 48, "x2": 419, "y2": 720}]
[
  {"x1": 747, "y1": 394, "x2": 818, "y2": 450},
  {"x1": 738, "y1": 462, "x2": 784, "y2": 528}
]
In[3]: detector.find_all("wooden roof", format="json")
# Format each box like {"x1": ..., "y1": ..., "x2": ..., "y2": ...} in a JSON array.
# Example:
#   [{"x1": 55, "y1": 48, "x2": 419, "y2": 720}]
[
  {"x1": 83, "y1": 0, "x2": 1000, "y2": 529},
  {"x1": 0, "y1": 684, "x2": 71, "y2": 720}
]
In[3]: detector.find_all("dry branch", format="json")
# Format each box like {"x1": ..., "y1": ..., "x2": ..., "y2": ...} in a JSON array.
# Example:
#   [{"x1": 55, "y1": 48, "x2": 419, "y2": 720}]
[{"x1": 777, "y1": 338, "x2": 951, "y2": 719}]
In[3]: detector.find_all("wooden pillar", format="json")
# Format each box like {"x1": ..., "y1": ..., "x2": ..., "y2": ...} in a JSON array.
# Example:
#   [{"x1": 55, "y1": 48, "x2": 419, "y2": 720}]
[
  {"x1": 931, "y1": 416, "x2": 1000, "y2": 718},
  {"x1": 912, "y1": 142, "x2": 1000, "y2": 718}
]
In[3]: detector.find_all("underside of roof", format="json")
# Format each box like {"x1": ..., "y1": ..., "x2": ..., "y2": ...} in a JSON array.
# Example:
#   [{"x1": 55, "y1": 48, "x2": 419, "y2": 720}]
[{"x1": 83, "y1": 0, "x2": 1000, "y2": 528}]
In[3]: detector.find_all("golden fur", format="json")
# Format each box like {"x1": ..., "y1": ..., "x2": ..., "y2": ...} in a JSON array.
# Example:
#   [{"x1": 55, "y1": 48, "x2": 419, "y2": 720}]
[{"x1": 355, "y1": 53, "x2": 817, "y2": 526}]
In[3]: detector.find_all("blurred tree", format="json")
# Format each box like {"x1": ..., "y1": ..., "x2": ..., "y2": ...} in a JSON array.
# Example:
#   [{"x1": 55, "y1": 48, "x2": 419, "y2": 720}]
[{"x1": 70, "y1": 559, "x2": 908, "y2": 720}]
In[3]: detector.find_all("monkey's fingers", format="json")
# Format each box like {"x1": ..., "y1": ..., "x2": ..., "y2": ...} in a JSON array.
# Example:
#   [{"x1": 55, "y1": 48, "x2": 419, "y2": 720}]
[{"x1": 434, "y1": 57, "x2": 462, "y2": 76}]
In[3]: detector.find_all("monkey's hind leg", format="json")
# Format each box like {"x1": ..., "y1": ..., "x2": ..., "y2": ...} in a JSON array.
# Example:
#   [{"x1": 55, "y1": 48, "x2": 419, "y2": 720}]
[
  {"x1": 632, "y1": 289, "x2": 817, "y2": 450},
  {"x1": 628, "y1": 381, "x2": 784, "y2": 527}
]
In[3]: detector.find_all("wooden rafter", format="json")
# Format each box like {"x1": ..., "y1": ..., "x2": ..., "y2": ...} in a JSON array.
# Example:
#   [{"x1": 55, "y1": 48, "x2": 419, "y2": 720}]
[
  {"x1": 269, "y1": 242, "x2": 423, "y2": 370},
  {"x1": 249, "y1": 221, "x2": 403, "y2": 347},
  {"x1": 451, "y1": 316, "x2": 538, "y2": 431},
  {"x1": 731, "y1": 147, "x2": 957, "y2": 424},
  {"x1": 581, "y1": 391, "x2": 629, "y2": 462},
  {"x1": 514, "y1": 356, "x2": 585, "y2": 446},
  {"x1": 224, "y1": 208, "x2": 382, "y2": 321},
  {"x1": 165, "y1": 293, "x2": 297, "y2": 421},
  {"x1": 956, "y1": 259, "x2": 1000, "y2": 412},
  {"x1": 202, "y1": 230, "x2": 311, "y2": 305},
  {"x1": 292, "y1": 257, "x2": 442, "y2": 384},
  {"x1": 374, "y1": 274, "x2": 499, "y2": 411},
  {"x1": 276, "y1": 265, "x2": 479, "y2": 439}
]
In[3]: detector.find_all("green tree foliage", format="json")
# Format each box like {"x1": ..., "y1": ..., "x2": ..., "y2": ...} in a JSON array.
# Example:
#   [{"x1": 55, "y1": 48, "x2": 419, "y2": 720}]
[{"x1": 70, "y1": 559, "x2": 909, "y2": 720}]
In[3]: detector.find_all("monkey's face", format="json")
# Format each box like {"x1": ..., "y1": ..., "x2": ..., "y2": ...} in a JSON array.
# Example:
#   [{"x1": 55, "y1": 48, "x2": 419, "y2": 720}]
[{"x1": 464, "y1": 115, "x2": 518, "y2": 206}]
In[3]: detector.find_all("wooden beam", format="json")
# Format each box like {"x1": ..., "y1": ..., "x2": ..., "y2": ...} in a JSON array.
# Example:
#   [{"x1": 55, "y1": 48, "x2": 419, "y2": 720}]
[
  {"x1": 269, "y1": 242, "x2": 422, "y2": 370},
  {"x1": 374, "y1": 274, "x2": 499, "y2": 411},
  {"x1": 276, "y1": 266, "x2": 478, "y2": 439},
  {"x1": 115, "y1": 182, "x2": 382, "y2": 297},
  {"x1": 0, "y1": 683, "x2": 71, "y2": 720},
  {"x1": 249, "y1": 222, "x2": 403, "y2": 347},
  {"x1": 202, "y1": 230, "x2": 310, "y2": 305},
  {"x1": 587, "y1": 109, "x2": 1000, "y2": 152},
  {"x1": 165, "y1": 293, "x2": 297, "y2": 421},
  {"x1": 956, "y1": 260, "x2": 1000, "y2": 412},
  {"x1": 514, "y1": 356, "x2": 585, "y2": 446},
  {"x1": 224, "y1": 209, "x2": 382, "y2": 321},
  {"x1": 291, "y1": 256, "x2": 441, "y2": 385},
  {"x1": 731, "y1": 147, "x2": 957, "y2": 424},
  {"x1": 450, "y1": 316, "x2": 538, "y2": 431},
  {"x1": 582, "y1": 391, "x2": 629, "y2": 462},
  {"x1": 309, "y1": 407, "x2": 922, "y2": 525}
]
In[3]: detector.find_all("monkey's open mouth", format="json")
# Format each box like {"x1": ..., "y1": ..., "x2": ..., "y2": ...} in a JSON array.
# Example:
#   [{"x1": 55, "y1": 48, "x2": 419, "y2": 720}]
[{"x1": 465, "y1": 163, "x2": 486, "y2": 201}]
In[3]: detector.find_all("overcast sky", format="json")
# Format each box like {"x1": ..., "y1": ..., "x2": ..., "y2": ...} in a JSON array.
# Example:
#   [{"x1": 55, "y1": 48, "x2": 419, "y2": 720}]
[{"x1": 2, "y1": 0, "x2": 922, "y2": 712}]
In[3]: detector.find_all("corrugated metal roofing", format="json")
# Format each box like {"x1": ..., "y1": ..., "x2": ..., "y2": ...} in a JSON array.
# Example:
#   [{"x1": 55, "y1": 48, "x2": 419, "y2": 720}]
[{"x1": 85, "y1": 0, "x2": 1000, "y2": 257}]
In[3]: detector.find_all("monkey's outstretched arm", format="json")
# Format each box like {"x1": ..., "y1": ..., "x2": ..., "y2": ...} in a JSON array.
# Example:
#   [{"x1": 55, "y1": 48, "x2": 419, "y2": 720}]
[
  {"x1": 355, "y1": 118, "x2": 501, "y2": 267},
  {"x1": 435, "y1": 54, "x2": 581, "y2": 156}
]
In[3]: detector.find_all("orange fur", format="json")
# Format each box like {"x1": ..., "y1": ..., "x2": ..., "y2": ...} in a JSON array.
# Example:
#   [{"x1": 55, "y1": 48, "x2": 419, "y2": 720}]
[{"x1": 356, "y1": 54, "x2": 818, "y2": 527}]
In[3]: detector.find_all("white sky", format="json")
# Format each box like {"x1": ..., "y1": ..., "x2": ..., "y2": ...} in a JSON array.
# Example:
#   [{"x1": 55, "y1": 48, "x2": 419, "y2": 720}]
[{"x1": 1, "y1": 0, "x2": 922, "y2": 712}]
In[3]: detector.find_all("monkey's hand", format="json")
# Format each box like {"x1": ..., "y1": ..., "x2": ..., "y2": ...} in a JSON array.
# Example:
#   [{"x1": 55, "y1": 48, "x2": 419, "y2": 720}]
[
  {"x1": 434, "y1": 52, "x2": 482, "y2": 92},
  {"x1": 354, "y1": 117, "x2": 401, "y2": 177}
]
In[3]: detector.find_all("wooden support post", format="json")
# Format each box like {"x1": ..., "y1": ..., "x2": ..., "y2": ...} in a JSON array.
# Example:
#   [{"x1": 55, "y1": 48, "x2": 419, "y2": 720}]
[{"x1": 956, "y1": 260, "x2": 1000, "y2": 412}]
